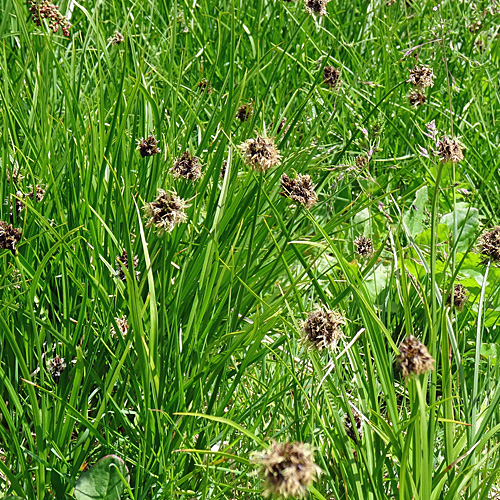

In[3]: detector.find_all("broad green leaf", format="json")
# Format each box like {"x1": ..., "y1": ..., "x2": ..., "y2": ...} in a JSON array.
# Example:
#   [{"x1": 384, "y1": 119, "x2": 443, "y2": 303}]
[
  {"x1": 415, "y1": 224, "x2": 450, "y2": 246},
  {"x1": 403, "y1": 185, "x2": 428, "y2": 236},
  {"x1": 441, "y1": 203, "x2": 479, "y2": 253},
  {"x1": 74, "y1": 455, "x2": 128, "y2": 500}
]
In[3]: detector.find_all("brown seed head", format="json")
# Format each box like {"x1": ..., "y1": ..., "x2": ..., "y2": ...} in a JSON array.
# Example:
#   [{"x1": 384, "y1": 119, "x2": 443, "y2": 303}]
[
  {"x1": 396, "y1": 335, "x2": 435, "y2": 378},
  {"x1": 304, "y1": 0, "x2": 330, "y2": 16},
  {"x1": 407, "y1": 65, "x2": 435, "y2": 88},
  {"x1": 170, "y1": 151, "x2": 202, "y2": 181},
  {"x1": 236, "y1": 102, "x2": 253, "y2": 122},
  {"x1": 323, "y1": 66, "x2": 341, "y2": 89},
  {"x1": 197, "y1": 79, "x2": 213, "y2": 94},
  {"x1": 409, "y1": 90, "x2": 427, "y2": 107},
  {"x1": 254, "y1": 441, "x2": 320, "y2": 498},
  {"x1": 0, "y1": 221, "x2": 22, "y2": 255},
  {"x1": 143, "y1": 189, "x2": 189, "y2": 234},
  {"x1": 138, "y1": 135, "x2": 161, "y2": 157},
  {"x1": 354, "y1": 235, "x2": 374, "y2": 259},
  {"x1": 446, "y1": 284, "x2": 468, "y2": 310},
  {"x1": 280, "y1": 173, "x2": 318, "y2": 208},
  {"x1": 109, "y1": 30, "x2": 124, "y2": 45},
  {"x1": 437, "y1": 136, "x2": 464, "y2": 164},
  {"x1": 111, "y1": 315, "x2": 130, "y2": 338},
  {"x1": 115, "y1": 250, "x2": 140, "y2": 282},
  {"x1": 47, "y1": 355, "x2": 66, "y2": 383},
  {"x1": 478, "y1": 226, "x2": 500, "y2": 263},
  {"x1": 302, "y1": 307, "x2": 345, "y2": 351},
  {"x1": 239, "y1": 136, "x2": 281, "y2": 172},
  {"x1": 344, "y1": 412, "x2": 363, "y2": 443}
]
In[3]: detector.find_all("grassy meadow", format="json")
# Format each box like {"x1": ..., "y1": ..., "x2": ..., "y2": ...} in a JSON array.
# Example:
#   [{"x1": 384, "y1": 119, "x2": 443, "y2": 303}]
[{"x1": 1, "y1": 0, "x2": 500, "y2": 498}]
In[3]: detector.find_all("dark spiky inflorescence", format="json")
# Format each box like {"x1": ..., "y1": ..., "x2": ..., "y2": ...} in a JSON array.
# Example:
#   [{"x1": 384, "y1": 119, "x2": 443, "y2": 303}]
[
  {"x1": 236, "y1": 102, "x2": 253, "y2": 122},
  {"x1": 170, "y1": 151, "x2": 202, "y2": 181},
  {"x1": 111, "y1": 315, "x2": 130, "y2": 338},
  {"x1": 409, "y1": 90, "x2": 426, "y2": 107},
  {"x1": 239, "y1": 136, "x2": 281, "y2": 172},
  {"x1": 28, "y1": 0, "x2": 71, "y2": 36},
  {"x1": 0, "y1": 221, "x2": 22, "y2": 255},
  {"x1": 143, "y1": 189, "x2": 189, "y2": 234},
  {"x1": 138, "y1": 135, "x2": 161, "y2": 157},
  {"x1": 197, "y1": 79, "x2": 213, "y2": 94},
  {"x1": 323, "y1": 66, "x2": 341, "y2": 89},
  {"x1": 304, "y1": 0, "x2": 330, "y2": 16},
  {"x1": 478, "y1": 227, "x2": 500, "y2": 263},
  {"x1": 396, "y1": 335, "x2": 435, "y2": 378},
  {"x1": 280, "y1": 173, "x2": 318, "y2": 208},
  {"x1": 47, "y1": 355, "x2": 66, "y2": 383},
  {"x1": 254, "y1": 441, "x2": 321, "y2": 498},
  {"x1": 407, "y1": 65, "x2": 435, "y2": 88},
  {"x1": 344, "y1": 412, "x2": 363, "y2": 443},
  {"x1": 446, "y1": 284, "x2": 468, "y2": 310},
  {"x1": 354, "y1": 235, "x2": 374, "y2": 259},
  {"x1": 115, "y1": 250, "x2": 140, "y2": 282},
  {"x1": 302, "y1": 307, "x2": 345, "y2": 351},
  {"x1": 109, "y1": 30, "x2": 124, "y2": 45},
  {"x1": 437, "y1": 136, "x2": 464, "y2": 164}
]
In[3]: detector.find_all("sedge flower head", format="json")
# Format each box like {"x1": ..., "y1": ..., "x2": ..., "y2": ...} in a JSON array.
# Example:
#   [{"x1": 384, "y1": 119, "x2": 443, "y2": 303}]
[
  {"x1": 239, "y1": 136, "x2": 281, "y2": 172},
  {"x1": 302, "y1": 307, "x2": 345, "y2": 351},
  {"x1": 280, "y1": 173, "x2": 318, "y2": 208},
  {"x1": 396, "y1": 335, "x2": 435, "y2": 378},
  {"x1": 253, "y1": 441, "x2": 320, "y2": 498},
  {"x1": 143, "y1": 189, "x2": 189, "y2": 234}
]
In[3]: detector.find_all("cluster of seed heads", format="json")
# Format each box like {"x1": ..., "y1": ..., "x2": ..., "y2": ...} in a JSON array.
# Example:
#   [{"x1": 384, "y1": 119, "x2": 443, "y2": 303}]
[
  {"x1": 108, "y1": 30, "x2": 124, "y2": 45},
  {"x1": 236, "y1": 102, "x2": 253, "y2": 122},
  {"x1": 478, "y1": 226, "x2": 500, "y2": 263},
  {"x1": 409, "y1": 90, "x2": 427, "y2": 107},
  {"x1": 28, "y1": 0, "x2": 71, "y2": 36},
  {"x1": 280, "y1": 173, "x2": 318, "y2": 208},
  {"x1": 344, "y1": 412, "x2": 363, "y2": 443},
  {"x1": 354, "y1": 235, "x2": 374, "y2": 259},
  {"x1": 170, "y1": 151, "x2": 203, "y2": 181},
  {"x1": 396, "y1": 335, "x2": 435, "y2": 378},
  {"x1": 304, "y1": 0, "x2": 330, "y2": 16},
  {"x1": 302, "y1": 307, "x2": 345, "y2": 351},
  {"x1": 323, "y1": 66, "x2": 341, "y2": 90},
  {"x1": 143, "y1": 189, "x2": 189, "y2": 234},
  {"x1": 6, "y1": 167, "x2": 24, "y2": 184},
  {"x1": 239, "y1": 135, "x2": 281, "y2": 172},
  {"x1": 137, "y1": 135, "x2": 161, "y2": 157},
  {"x1": 273, "y1": 117, "x2": 290, "y2": 135},
  {"x1": 115, "y1": 250, "x2": 140, "y2": 282},
  {"x1": 407, "y1": 65, "x2": 435, "y2": 107},
  {"x1": 197, "y1": 79, "x2": 213, "y2": 94},
  {"x1": 254, "y1": 441, "x2": 320, "y2": 498},
  {"x1": 447, "y1": 284, "x2": 468, "y2": 310},
  {"x1": 407, "y1": 65, "x2": 435, "y2": 88},
  {"x1": 437, "y1": 136, "x2": 464, "y2": 164},
  {"x1": 0, "y1": 221, "x2": 22, "y2": 255},
  {"x1": 47, "y1": 355, "x2": 66, "y2": 383},
  {"x1": 111, "y1": 315, "x2": 130, "y2": 338},
  {"x1": 11, "y1": 185, "x2": 46, "y2": 215}
]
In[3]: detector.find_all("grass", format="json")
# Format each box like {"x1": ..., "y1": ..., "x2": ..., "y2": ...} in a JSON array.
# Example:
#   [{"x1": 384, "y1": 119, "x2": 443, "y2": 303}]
[{"x1": 1, "y1": 0, "x2": 500, "y2": 498}]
